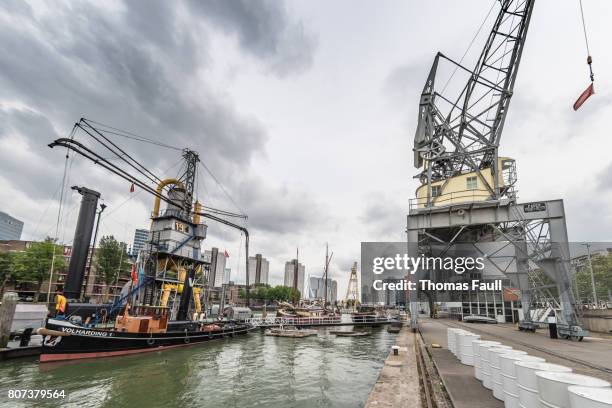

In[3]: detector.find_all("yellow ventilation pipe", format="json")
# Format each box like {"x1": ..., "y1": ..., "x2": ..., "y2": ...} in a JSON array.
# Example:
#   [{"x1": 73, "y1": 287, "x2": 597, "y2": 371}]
[
  {"x1": 152, "y1": 178, "x2": 185, "y2": 218},
  {"x1": 193, "y1": 201, "x2": 202, "y2": 224}
]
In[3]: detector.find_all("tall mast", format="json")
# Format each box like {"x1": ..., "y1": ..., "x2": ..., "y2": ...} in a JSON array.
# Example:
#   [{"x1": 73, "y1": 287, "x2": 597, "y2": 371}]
[{"x1": 323, "y1": 243, "x2": 328, "y2": 311}]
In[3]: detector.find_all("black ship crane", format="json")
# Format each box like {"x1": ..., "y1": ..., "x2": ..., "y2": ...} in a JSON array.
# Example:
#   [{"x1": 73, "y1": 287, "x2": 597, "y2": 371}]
[{"x1": 49, "y1": 118, "x2": 252, "y2": 322}]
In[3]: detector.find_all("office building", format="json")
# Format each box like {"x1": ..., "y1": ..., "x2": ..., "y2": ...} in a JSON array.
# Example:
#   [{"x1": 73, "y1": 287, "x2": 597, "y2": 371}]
[
  {"x1": 0, "y1": 211, "x2": 24, "y2": 241},
  {"x1": 308, "y1": 276, "x2": 338, "y2": 303},
  {"x1": 203, "y1": 248, "x2": 228, "y2": 288},
  {"x1": 284, "y1": 259, "x2": 305, "y2": 295},
  {"x1": 131, "y1": 228, "x2": 149, "y2": 256},
  {"x1": 248, "y1": 254, "x2": 269, "y2": 286}
]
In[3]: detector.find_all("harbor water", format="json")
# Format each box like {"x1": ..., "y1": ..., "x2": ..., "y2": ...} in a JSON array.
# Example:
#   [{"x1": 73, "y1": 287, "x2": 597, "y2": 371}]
[{"x1": 0, "y1": 326, "x2": 397, "y2": 407}]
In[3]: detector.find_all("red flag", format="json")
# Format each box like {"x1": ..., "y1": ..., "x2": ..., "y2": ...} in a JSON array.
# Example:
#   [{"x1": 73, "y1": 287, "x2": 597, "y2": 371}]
[
  {"x1": 573, "y1": 83, "x2": 595, "y2": 111},
  {"x1": 129, "y1": 182, "x2": 135, "y2": 193},
  {"x1": 224, "y1": 250, "x2": 229, "y2": 258},
  {"x1": 131, "y1": 264, "x2": 138, "y2": 282}
]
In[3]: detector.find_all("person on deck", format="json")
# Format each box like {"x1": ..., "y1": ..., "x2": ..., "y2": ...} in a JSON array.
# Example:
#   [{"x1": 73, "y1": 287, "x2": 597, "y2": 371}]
[{"x1": 55, "y1": 288, "x2": 67, "y2": 318}]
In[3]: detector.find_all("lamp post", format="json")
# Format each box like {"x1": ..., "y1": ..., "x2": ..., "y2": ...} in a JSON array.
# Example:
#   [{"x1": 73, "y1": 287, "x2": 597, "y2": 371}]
[
  {"x1": 83, "y1": 203, "x2": 107, "y2": 301},
  {"x1": 582, "y1": 243, "x2": 598, "y2": 307}
]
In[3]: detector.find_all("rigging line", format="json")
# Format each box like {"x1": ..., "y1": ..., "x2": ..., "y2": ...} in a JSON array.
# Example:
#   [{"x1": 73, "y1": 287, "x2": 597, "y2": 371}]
[
  {"x1": 79, "y1": 119, "x2": 162, "y2": 184},
  {"x1": 104, "y1": 158, "x2": 184, "y2": 219},
  {"x1": 441, "y1": 0, "x2": 498, "y2": 94},
  {"x1": 578, "y1": 0, "x2": 591, "y2": 56},
  {"x1": 54, "y1": 125, "x2": 77, "y2": 243},
  {"x1": 83, "y1": 118, "x2": 183, "y2": 151},
  {"x1": 75, "y1": 123, "x2": 162, "y2": 187},
  {"x1": 199, "y1": 160, "x2": 246, "y2": 216}
]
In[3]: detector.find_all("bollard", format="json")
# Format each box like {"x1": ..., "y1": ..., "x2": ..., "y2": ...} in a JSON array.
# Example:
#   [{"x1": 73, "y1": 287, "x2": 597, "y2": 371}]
[
  {"x1": 0, "y1": 292, "x2": 19, "y2": 348},
  {"x1": 392, "y1": 346, "x2": 400, "y2": 356}
]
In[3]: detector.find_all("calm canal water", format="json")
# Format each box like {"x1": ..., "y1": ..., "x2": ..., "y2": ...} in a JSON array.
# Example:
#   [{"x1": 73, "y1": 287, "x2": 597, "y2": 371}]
[{"x1": 0, "y1": 326, "x2": 397, "y2": 408}]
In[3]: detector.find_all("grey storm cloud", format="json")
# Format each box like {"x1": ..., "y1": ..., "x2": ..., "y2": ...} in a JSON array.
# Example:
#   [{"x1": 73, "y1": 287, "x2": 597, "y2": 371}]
[
  {"x1": 0, "y1": 0, "x2": 319, "y2": 239},
  {"x1": 360, "y1": 193, "x2": 407, "y2": 241},
  {"x1": 234, "y1": 176, "x2": 325, "y2": 234},
  {"x1": 189, "y1": 0, "x2": 317, "y2": 76}
]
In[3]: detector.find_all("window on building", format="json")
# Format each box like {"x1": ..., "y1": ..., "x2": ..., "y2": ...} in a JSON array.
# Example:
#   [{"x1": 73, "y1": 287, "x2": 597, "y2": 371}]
[
  {"x1": 431, "y1": 185, "x2": 441, "y2": 197},
  {"x1": 466, "y1": 176, "x2": 477, "y2": 190}
]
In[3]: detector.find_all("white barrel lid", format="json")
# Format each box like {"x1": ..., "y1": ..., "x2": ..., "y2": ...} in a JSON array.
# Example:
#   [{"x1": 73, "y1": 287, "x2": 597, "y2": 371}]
[
  {"x1": 535, "y1": 371, "x2": 611, "y2": 388},
  {"x1": 499, "y1": 354, "x2": 544, "y2": 363},
  {"x1": 473, "y1": 340, "x2": 500, "y2": 345},
  {"x1": 515, "y1": 361, "x2": 572, "y2": 372},
  {"x1": 568, "y1": 385, "x2": 612, "y2": 403},
  {"x1": 495, "y1": 349, "x2": 527, "y2": 356},
  {"x1": 488, "y1": 346, "x2": 513, "y2": 352}
]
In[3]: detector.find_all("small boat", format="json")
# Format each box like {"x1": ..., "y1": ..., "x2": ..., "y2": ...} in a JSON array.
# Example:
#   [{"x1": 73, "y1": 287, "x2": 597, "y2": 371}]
[
  {"x1": 330, "y1": 330, "x2": 370, "y2": 337},
  {"x1": 265, "y1": 326, "x2": 317, "y2": 338}
]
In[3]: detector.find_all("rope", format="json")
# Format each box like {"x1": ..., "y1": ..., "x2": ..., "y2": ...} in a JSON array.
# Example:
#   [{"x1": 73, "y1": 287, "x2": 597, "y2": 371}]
[
  {"x1": 578, "y1": 0, "x2": 594, "y2": 82},
  {"x1": 441, "y1": 0, "x2": 497, "y2": 94}
]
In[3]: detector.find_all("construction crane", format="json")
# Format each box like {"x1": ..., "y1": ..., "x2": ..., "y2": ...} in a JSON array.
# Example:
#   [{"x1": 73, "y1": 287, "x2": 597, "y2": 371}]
[
  {"x1": 408, "y1": 1, "x2": 587, "y2": 339},
  {"x1": 345, "y1": 262, "x2": 359, "y2": 309}
]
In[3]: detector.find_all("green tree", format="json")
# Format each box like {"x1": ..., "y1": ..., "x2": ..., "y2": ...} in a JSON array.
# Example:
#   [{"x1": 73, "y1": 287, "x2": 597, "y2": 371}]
[
  {"x1": 12, "y1": 239, "x2": 67, "y2": 302},
  {"x1": 238, "y1": 285, "x2": 300, "y2": 303},
  {"x1": 0, "y1": 251, "x2": 16, "y2": 296},
  {"x1": 95, "y1": 236, "x2": 131, "y2": 301},
  {"x1": 575, "y1": 253, "x2": 612, "y2": 305}
]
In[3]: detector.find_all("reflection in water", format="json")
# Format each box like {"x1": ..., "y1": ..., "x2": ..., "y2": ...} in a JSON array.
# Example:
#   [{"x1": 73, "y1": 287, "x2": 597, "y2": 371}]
[{"x1": 0, "y1": 327, "x2": 396, "y2": 408}]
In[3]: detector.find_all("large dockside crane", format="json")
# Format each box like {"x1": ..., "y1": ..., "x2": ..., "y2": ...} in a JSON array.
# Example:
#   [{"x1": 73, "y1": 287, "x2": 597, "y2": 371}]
[{"x1": 408, "y1": 0, "x2": 588, "y2": 340}]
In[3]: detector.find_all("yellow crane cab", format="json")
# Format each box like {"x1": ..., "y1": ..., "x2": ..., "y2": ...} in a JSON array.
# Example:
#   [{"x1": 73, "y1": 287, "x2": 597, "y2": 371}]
[{"x1": 415, "y1": 157, "x2": 516, "y2": 208}]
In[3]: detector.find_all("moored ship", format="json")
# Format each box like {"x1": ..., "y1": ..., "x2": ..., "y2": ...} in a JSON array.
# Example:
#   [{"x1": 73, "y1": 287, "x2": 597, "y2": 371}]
[{"x1": 39, "y1": 124, "x2": 254, "y2": 362}]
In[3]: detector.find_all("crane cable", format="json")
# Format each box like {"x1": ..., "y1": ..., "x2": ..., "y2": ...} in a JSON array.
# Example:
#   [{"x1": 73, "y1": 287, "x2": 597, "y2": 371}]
[{"x1": 578, "y1": 0, "x2": 594, "y2": 82}]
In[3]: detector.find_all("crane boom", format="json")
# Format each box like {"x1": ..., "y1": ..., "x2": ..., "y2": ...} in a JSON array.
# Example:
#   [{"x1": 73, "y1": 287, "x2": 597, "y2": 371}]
[{"x1": 414, "y1": 0, "x2": 535, "y2": 206}]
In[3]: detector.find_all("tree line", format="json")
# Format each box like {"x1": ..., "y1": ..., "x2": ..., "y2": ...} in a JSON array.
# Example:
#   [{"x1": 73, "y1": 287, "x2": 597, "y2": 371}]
[
  {"x1": 0, "y1": 236, "x2": 130, "y2": 302},
  {"x1": 239, "y1": 284, "x2": 301, "y2": 303}
]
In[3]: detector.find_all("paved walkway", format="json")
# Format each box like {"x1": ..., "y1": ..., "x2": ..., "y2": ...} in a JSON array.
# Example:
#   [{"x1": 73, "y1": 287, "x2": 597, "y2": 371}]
[
  {"x1": 365, "y1": 326, "x2": 422, "y2": 408},
  {"x1": 419, "y1": 319, "x2": 503, "y2": 408}
]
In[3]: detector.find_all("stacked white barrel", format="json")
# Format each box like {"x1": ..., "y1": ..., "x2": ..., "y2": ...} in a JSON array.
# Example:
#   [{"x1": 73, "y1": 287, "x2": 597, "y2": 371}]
[
  {"x1": 490, "y1": 349, "x2": 527, "y2": 400},
  {"x1": 444, "y1": 327, "x2": 612, "y2": 408},
  {"x1": 447, "y1": 328, "x2": 463, "y2": 355},
  {"x1": 516, "y1": 361, "x2": 573, "y2": 408},
  {"x1": 499, "y1": 354, "x2": 545, "y2": 408},
  {"x1": 568, "y1": 386, "x2": 612, "y2": 408},
  {"x1": 482, "y1": 345, "x2": 513, "y2": 389},
  {"x1": 459, "y1": 332, "x2": 481, "y2": 365},
  {"x1": 535, "y1": 371, "x2": 610, "y2": 408},
  {"x1": 473, "y1": 340, "x2": 501, "y2": 380}
]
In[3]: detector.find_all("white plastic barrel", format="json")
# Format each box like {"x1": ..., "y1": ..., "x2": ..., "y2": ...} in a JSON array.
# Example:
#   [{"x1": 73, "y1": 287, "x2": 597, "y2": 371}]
[
  {"x1": 447, "y1": 328, "x2": 458, "y2": 354},
  {"x1": 448, "y1": 328, "x2": 464, "y2": 355},
  {"x1": 454, "y1": 330, "x2": 470, "y2": 357},
  {"x1": 473, "y1": 340, "x2": 501, "y2": 380},
  {"x1": 482, "y1": 345, "x2": 513, "y2": 389},
  {"x1": 491, "y1": 349, "x2": 527, "y2": 400},
  {"x1": 460, "y1": 333, "x2": 481, "y2": 366},
  {"x1": 500, "y1": 354, "x2": 545, "y2": 408},
  {"x1": 536, "y1": 371, "x2": 610, "y2": 408},
  {"x1": 568, "y1": 385, "x2": 612, "y2": 408},
  {"x1": 515, "y1": 361, "x2": 572, "y2": 408}
]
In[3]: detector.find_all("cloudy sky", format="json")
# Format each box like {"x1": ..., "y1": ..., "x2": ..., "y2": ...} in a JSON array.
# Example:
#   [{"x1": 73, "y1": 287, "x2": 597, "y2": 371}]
[{"x1": 1, "y1": 0, "x2": 611, "y2": 296}]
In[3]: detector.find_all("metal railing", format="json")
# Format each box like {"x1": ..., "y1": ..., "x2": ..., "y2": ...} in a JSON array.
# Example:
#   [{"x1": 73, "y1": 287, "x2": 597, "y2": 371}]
[
  {"x1": 409, "y1": 189, "x2": 494, "y2": 210},
  {"x1": 245, "y1": 316, "x2": 394, "y2": 327}
]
